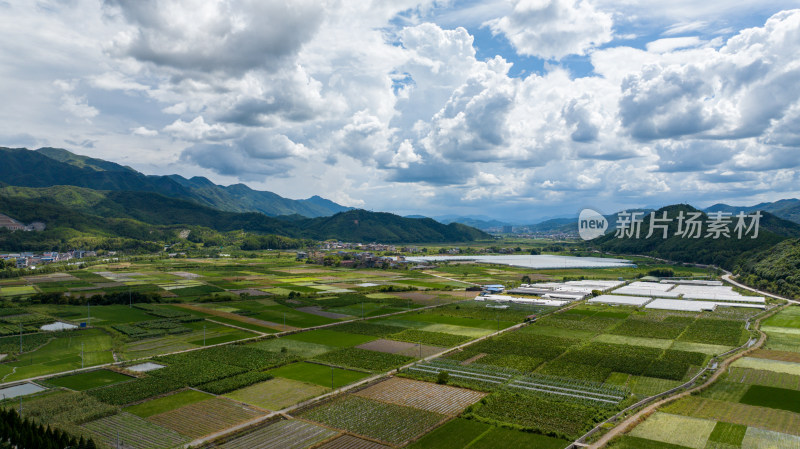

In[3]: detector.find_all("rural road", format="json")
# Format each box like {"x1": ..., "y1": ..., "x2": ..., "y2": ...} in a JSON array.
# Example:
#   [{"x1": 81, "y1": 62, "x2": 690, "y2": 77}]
[{"x1": 721, "y1": 271, "x2": 799, "y2": 305}]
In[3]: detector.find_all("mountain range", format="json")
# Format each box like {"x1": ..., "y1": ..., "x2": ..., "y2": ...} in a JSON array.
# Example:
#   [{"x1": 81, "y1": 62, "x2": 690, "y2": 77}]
[
  {"x1": 0, "y1": 147, "x2": 351, "y2": 217},
  {"x1": 0, "y1": 147, "x2": 490, "y2": 250}
]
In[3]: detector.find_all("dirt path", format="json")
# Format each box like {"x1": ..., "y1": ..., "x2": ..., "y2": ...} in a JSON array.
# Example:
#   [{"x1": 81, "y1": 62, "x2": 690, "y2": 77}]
[{"x1": 587, "y1": 307, "x2": 778, "y2": 449}]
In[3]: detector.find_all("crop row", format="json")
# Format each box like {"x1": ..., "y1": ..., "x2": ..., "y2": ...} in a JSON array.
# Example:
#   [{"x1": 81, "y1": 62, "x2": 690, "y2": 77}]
[
  {"x1": 301, "y1": 395, "x2": 444, "y2": 444},
  {"x1": 91, "y1": 345, "x2": 297, "y2": 405},
  {"x1": 680, "y1": 318, "x2": 745, "y2": 347},
  {"x1": 537, "y1": 314, "x2": 621, "y2": 334},
  {"x1": 608, "y1": 315, "x2": 694, "y2": 340},
  {"x1": 467, "y1": 391, "x2": 605, "y2": 440},
  {"x1": 148, "y1": 397, "x2": 263, "y2": 439},
  {"x1": 82, "y1": 412, "x2": 187, "y2": 449},
  {"x1": 451, "y1": 333, "x2": 579, "y2": 362},
  {"x1": 333, "y1": 322, "x2": 404, "y2": 338},
  {"x1": 197, "y1": 371, "x2": 275, "y2": 395},
  {"x1": 218, "y1": 419, "x2": 338, "y2": 449}
]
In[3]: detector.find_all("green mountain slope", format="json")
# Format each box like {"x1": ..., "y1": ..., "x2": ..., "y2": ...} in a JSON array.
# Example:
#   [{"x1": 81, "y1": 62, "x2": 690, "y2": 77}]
[
  {"x1": 590, "y1": 204, "x2": 800, "y2": 269},
  {"x1": 0, "y1": 186, "x2": 490, "y2": 250},
  {"x1": 0, "y1": 147, "x2": 350, "y2": 217},
  {"x1": 737, "y1": 238, "x2": 800, "y2": 299}
]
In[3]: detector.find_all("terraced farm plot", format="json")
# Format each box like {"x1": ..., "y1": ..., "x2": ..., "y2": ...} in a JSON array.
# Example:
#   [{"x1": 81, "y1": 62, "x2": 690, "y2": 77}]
[
  {"x1": 225, "y1": 377, "x2": 328, "y2": 411},
  {"x1": 48, "y1": 369, "x2": 133, "y2": 391},
  {"x1": 147, "y1": 397, "x2": 264, "y2": 439},
  {"x1": 316, "y1": 435, "x2": 392, "y2": 449},
  {"x1": 354, "y1": 377, "x2": 486, "y2": 415},
  {"x1": 83, "y1": 412, "x2": 188, "y2": 449},
  {"x1": 217, "y1": 419, "x2": 338, "y2": 449},
  {"x1": 356, "y1": 339, "x2": 443, "y2": 358},
  {"x1": 628, "y1": 412, "x2": 716, "y2": 449},
  {"x1": 300, "y1": 395, "x2": 446, "y2": 445}
]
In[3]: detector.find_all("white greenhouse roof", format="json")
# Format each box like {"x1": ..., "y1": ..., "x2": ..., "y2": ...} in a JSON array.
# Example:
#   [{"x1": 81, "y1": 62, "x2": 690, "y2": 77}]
[{"x1": 588, "y1": 295, "x2": 652, "y2": 306}]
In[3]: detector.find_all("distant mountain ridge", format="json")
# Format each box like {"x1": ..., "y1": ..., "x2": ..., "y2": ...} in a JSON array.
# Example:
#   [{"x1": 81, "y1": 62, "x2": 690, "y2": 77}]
[
  {"x1": 0, "y1": 147, "x2": 351, "y2": 218},
  {"x1": 591, "y1": 204, "x2": 800, "y2": 270},
  {"x1": 0, "y1": 185, "x2": 491, "y2": 250},
  {"x1": 705, "y1": 199, "x2": 800, "y2": 225}
]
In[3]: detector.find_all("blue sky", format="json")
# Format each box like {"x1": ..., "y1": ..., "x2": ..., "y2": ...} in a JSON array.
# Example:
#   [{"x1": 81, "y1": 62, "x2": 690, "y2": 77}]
[{"x1": 0, "y1": 0, "x2": 799, "y2": 223}]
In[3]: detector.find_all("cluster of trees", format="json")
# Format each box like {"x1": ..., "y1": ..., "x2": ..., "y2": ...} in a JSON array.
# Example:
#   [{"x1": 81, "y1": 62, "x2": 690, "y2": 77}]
[
  {"x1": 29, "y1": 291, "x2": 164, "y2": 306},
  {"x1": 736, "y1": 238, "x2": 800, "y2": 299},
  {"x1": 0, "y1": 408, "x2": 96, "y2": 448}
]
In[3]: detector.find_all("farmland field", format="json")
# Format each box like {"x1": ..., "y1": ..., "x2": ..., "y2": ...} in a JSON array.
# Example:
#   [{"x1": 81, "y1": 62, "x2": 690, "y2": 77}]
[
  {"x1": 469, "y1": 426, "x2": 569, "y2": 449},
  {"x1": 48, "y1": 369, "x2": 133, "y2": 391},
  {"x1": 300, "y1": 395, "x2": 445, "y2": 445},
  {"x1": 662, "y1": 396, "x2": 800, "y2": 436},
  {"x1": 628, "y1": 412, "x2": 716, "y2": 449},
  {"x1": 730, "y1": 357, "x2": 800, "y2": 376},
  {"x1": 147, "y1": 397, "x2": 264, "y2": 439},
  {"x1": 217, "y1": 419, "x2": 339, "y2": 449},
  {"x1": 739, "y1": 385, "x2": 800, "y2": 413},
  {"x1": 267, "y1": 362, "x2": 371, "y2": 388},
  {"x1": 740, "y1": 427, "x2": 800, "y2": 449},
  {"x1": 225, "y1": 377, "x2": 328, "y2": 410},
  {"x1": 0, "y1": 328, "x2": 114, "y2": 381},
  {"x1": 125, "y1": 389, "x2": 213, "y2": 418},
  {"x1": 316, "y1": 434, "x2": 392, "y2": 449},
  {"x1": 313, "y1": 347, "x2": 414, "y2": 372},
  {"x1": 283, "y1": 329, "x2": 377, "y2": 347},
  {"x1": 406, "y1": 418, "x2": 490, "y2": 449},
  {"x1": 707, "y1": 422, "x2": 747, "y2": 447},
  {"x1": 353, "y1": 377, "x2": 486, "y2": 415},
  {"x1": 82, "y1": 412, "x2": 188, "y2": 449}
]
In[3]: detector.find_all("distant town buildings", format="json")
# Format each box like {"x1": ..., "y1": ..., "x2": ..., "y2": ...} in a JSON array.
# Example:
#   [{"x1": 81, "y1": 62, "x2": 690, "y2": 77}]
[{"x1": 1, "y1": 250, "x2": 96, "y2": 269}]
